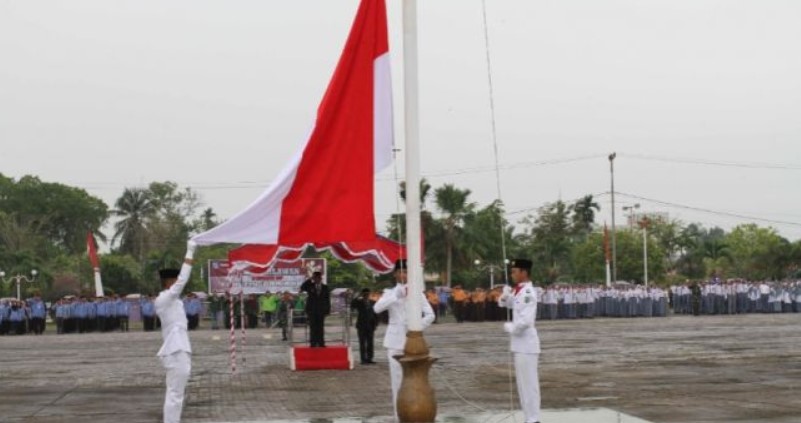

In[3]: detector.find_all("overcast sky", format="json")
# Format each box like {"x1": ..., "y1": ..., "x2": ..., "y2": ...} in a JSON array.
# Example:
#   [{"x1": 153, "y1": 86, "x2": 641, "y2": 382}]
[{"x1": 1, "y1": 0, "x2": 800, "y2": 245}]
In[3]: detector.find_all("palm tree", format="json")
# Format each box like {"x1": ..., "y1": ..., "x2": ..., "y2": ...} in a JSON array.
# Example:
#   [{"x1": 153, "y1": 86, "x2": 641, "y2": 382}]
[
  {"x1": 434, "y1": 184, "x2": 474, "y2": 287},
  {"x1": 112, "y1": 188, "x2": 155, "y2": 260},
  {"x1": 570, "y1": 195, "x2": 600, "y2": 236},
  {"x1": 399, "y1": 178, "x2": 432, "y2": 208},
  {"x1": 702, "y1": 238, "x2": 731, "y2": 277},
  {"x1": 198, "y1": 208, "x2": 218, "y2": 232}
]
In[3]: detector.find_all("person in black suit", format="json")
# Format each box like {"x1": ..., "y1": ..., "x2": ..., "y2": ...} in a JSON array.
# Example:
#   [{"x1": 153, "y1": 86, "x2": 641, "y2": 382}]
[
  {"x1": 300, "y1": 271, "x2": 330, "y2": 347},
  {"x1": 350, "y1": 288, "x2": 378, "y2": 364}
]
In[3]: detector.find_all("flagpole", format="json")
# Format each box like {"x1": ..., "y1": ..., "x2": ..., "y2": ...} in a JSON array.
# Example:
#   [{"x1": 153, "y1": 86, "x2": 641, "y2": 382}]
[
  {"x1": 397, "y1": 0, "x2": 437, "y2": 421},
  {"x1": 403, "y1": 0, "x2": 423, "y2": 335}
]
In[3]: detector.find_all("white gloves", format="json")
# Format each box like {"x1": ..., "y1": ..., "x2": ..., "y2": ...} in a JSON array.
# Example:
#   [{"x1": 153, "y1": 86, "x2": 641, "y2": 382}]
[
  {"x1": 185, "y1": 240, "x2": 198, "y2": 260},
  {"x1": 394, "y1": 284, "x2": 407, "y2": 299},
  {"x1": 503, "y1": 322, "x2": 514, "y2": 334},
  {"x1": 499, "y1": 285, "x2": 512, "y2": 301}
]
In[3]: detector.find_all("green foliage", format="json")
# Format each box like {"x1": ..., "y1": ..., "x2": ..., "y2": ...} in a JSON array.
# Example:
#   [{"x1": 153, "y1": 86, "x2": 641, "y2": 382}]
[
  {"x1": 572, "y1": 229, "x2": 665, "y2": 284},
  {"x1": 434, "y1": 184, "x2": 475, "y2": 286},
  {"x1": 570, "y1": 195, "x2": 600, "y2": 237},
  {"x1": 725, "y1": 224, "x2": 791, "y2": 280},
  {"x1": 518, "y1": 200, "x2": 573, "y2": 283},
  {"x1": 0, "y1": 174, "x2": 108, "y2": 255},
  {"x1": 3, "y1": 171, "x2": 800, "y2": 300},
  {"x1": 98, "y1": 254, "x2": 145, "y2": 295},
  {"x1": 316, "y1": 251, "x2": 373, "y2": 290}
]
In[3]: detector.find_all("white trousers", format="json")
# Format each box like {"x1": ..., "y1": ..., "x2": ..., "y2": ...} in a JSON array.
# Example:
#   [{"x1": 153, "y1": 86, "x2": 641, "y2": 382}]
[
  {"x1": 388, "y1": 348, "x2": 403, "y2": 420},
  {"x1": 514, "y1": 352, "x2": 540, "y2": 423},
  {"x1": 161, "y1": 351, "x2": 191, "y2": 423}
]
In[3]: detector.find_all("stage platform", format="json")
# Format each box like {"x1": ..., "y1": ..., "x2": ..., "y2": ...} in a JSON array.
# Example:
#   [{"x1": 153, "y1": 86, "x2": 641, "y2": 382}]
[{"x1": 211, "y1": 407, "x2": 654, "y2": 423}]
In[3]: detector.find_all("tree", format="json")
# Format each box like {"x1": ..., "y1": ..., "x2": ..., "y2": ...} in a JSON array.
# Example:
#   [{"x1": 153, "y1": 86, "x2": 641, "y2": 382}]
[
  {"x1": 195, "y1": 208, "x2": 219, "y2": 232},
  {"x1": 0, "y1": 174, "x2": 108, "y2": 255},
  {"x1": 112, "y1": 188, "x2": 155, "y2": 260},
  {"x1": 463, "y1": 200, "x2": 517, "y2": 286},
  {"x1": 569, "y1": 195, "x2": 600, "y2": 237},
  {"x1": 434, "y1": 184, "x2": 475, "y2": 287},
  {"x1": 399, "y1": 178, "x2": 432, "y2": 208},
  {"x1": 386, "y1": 178, "x2": 443, "y2": 276},
  {"x1": 521, "y1": 201, "x2": 572, "y2": 283},
  {"x1": 96, "y1": 254, "x2": 145, "y2": 295},
  {"x1": 725, "y1": 224, "x2": 789, "y2": 280},
  {"x1": 647, "y1": 218, "x2": 688, "y2": 272},
  {"x1": 572, "y1": 229, "x2": 665, "y2": 284}
]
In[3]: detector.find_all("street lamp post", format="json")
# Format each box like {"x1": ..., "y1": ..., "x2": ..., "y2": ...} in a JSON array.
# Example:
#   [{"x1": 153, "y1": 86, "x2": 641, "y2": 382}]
[
  {"x1": 622, "y1": 203, "x2": 640, "y2": 228},
  {"x1": 474, "y1": 259, "x2": 509, "y2": 289},
  {"x1": 0, "y1": 269, "x2": 39, "y2": 300},
  {"x1": 640, "y1": 217, "x2": 649, "y2": 288}
]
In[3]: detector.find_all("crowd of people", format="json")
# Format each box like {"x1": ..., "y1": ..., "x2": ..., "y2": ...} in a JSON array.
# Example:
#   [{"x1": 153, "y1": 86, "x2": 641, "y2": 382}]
[
  {"x1": 670, "y1": 280, "x2": 801, "y2": 315},
  {"x1": 429, "y1": 284, "x2": 670, "y2": 321},
  {"x1": 3, "y1": 279, "x2": 800, "y2": 337}
]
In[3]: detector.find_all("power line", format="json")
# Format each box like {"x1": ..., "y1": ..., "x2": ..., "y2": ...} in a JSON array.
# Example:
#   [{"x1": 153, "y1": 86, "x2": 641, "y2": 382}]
[
  {"x1": 378, "y1": 154, "x2": 604, "y2": 182},
  {"x1": 66, "y1": 152, "x2": 800, "y2": 192},
  {"x1": 503, "y1": 191, "x2": 801, "y2": 230},
  {"x1": 614, "y1": 192, "x2": 801, "y2": 227},
  {"x1": 505, "y1": 191, "x2": 609, "y2": 216},
  {"x1": 621, "y1": 153, "x2": 801, "y2": 171}
]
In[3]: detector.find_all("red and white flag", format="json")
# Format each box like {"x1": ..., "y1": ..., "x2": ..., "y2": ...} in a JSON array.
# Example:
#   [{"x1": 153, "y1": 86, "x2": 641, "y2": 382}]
[
  {"x1": 87, "y1": 232, "x2": 100, "y2": 270},
  {"x1": 194, "y1": 0, "x2": 392, "y2": 246},
  {"x1": 87, "y1": 232, "x2": 105, "y2": 296}
]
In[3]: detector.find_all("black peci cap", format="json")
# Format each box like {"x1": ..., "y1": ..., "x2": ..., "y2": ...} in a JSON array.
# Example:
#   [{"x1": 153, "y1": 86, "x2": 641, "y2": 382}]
[
  {"x1": 394, "y1": 259, "x2": 407, "y2": 272},
  {"x1": 509, "y1": 259, "x2": 533, "y2": 272},
  {"x1": 159, "y1": 268, "x2": 181, "y2": 280}
]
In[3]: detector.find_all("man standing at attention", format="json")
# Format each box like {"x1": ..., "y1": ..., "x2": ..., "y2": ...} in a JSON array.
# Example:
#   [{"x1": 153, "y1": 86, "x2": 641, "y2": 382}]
[
  {"x1": 350, "y1": 288, "x2": 378, "y2": 364},
  {"x1": 373, "y1": 259, "x2": 435, "y2": 420},
  {"x1": 299, "y1": 271, "x2": 330, "y2": 347},
  {"x1": 155, "y1": 241, "x2": 197, "y2": 423},
  {"x1": 498, "y1": 259, "x2": 541, "y2": 423}
]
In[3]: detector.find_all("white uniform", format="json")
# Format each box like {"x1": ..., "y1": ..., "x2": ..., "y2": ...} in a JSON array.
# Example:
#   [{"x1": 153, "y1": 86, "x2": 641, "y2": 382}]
[
  {"x1": 373, "y1": 283, "x2": 435, "y2": 419},
  {"x1": 499, "y1": 281, "x2": 541, "y2": 423},
  {"x1": 155, "y1": 264, "x2": 193, "y2": 423}
]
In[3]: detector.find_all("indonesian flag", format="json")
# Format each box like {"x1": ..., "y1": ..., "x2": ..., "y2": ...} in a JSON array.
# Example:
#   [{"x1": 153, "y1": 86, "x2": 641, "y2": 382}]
[
  {"x1": 193, "y1": 0, "x2": 392, "y2": 246},
  {"x1": 87, "y1": 232, "x2": 100, "y2": 270}
]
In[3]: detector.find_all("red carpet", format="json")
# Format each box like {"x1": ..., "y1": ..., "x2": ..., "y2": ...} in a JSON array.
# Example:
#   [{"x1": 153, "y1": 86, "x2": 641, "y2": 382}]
[{"x1": 291, "y1": 345, "x2": 352, "y2": 371}]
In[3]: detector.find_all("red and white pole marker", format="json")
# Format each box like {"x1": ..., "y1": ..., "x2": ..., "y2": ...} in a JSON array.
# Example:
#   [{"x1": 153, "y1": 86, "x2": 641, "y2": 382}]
[
  {"x1": 228, "y1": 290, "x2": 236, "y2": 375},
  {"x1": 240, "y1": 291, "x2": 246, "y2": 363}
]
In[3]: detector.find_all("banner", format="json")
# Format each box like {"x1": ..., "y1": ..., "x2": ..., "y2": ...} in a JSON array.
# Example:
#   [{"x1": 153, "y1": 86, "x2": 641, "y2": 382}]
[{"x1": 207, "y1": 258, "x2": 326, "y2": 294}]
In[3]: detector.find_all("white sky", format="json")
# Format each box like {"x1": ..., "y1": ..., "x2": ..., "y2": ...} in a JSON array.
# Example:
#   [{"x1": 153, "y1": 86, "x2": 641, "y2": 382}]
[{"x1": 1, "y1": 0, "x2": 800, "y2": 244}]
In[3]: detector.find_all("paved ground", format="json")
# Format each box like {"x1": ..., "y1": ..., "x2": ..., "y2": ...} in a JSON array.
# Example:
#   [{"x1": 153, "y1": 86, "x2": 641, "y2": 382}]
[{"x1": 1, "y1": 313, "x2": 800, "y2": 423}]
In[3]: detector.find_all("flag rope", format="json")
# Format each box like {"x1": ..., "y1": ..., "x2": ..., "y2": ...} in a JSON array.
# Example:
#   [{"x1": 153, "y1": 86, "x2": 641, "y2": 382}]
[{"x1": 481, "y1": 0, "x2": 515, "y2": 415}]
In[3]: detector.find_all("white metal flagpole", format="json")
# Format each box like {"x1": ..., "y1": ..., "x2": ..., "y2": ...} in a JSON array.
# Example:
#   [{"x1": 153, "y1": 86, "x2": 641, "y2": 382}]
[
  {"x1": 396, "y1": 2, "x2": 437, "y2": 422},
  {"x1": 403, "y1": 0, "x2": 423, "y2": 332}
]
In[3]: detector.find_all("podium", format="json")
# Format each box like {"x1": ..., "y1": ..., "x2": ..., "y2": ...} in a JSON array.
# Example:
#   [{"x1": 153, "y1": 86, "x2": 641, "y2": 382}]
[
  {"x1": 287, "y1": 304, "x2": 353, "y2": 371},
  {"x1": 290, "y1": 344, "x2": 353, "y2": 370}
]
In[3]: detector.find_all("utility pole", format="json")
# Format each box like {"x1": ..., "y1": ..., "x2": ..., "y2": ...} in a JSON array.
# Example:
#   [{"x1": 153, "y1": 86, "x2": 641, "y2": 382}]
[{"x1": 608, "y1": 152, "x2": 617, "y2": 284}]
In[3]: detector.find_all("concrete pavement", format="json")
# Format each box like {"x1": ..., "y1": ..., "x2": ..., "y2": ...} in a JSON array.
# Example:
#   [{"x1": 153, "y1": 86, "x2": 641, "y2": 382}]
[{"x1": 1, "y1": 313, "x2": 800, "y2": 422}]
